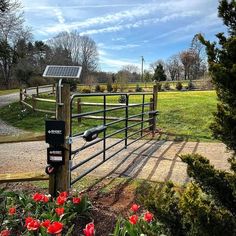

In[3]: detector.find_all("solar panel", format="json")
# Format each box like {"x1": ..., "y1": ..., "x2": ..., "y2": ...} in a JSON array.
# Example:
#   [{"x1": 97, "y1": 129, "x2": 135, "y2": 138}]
[{"x1": 43, "y1": 65, "x2": 82, "y2": 78}]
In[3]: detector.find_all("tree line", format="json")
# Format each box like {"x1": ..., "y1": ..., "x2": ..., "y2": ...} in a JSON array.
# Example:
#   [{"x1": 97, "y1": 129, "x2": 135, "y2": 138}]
[{"x1": 0, "y1": 0, "x2": 99, "y2": 89}]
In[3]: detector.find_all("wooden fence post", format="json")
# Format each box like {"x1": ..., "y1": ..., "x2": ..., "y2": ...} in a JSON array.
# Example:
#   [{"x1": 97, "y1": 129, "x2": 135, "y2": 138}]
[
  {"x1": 77, "y1": 98, "x2": 81, "y2": 124},
  {"x1": 49, "y1": 83, "x2": 71, "y2": 196},
  {"x1": 52, "y1": 84, "x2": 55, "y2": 94},
  {"x1": 32, "y1": 95, "x2": 36, "y2": 111},
  {"x1": 19, "y1": 88, "x2": 23, "y2": 103}
]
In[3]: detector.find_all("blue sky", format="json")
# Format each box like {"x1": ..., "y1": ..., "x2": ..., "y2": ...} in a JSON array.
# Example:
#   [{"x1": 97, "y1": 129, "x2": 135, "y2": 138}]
[{"x1": 21, "y1": 0, "x2": 226, "y2": 72}]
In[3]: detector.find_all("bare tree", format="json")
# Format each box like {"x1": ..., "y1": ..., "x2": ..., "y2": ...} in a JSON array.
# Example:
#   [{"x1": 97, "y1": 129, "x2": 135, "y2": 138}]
[
  {"x1": 166, "y1": 54, "x2": 182, "y2": 81},
  {"x1": 179, "y1": 49, "x2": 198, "y2": 80},
  {"x1": 48, "y1": 31, "x2": 99, "y2": 83},
  {"x1": 190, "y1": 34, "x2": 208, "y2": 79},
  {"x1": 121, "y1": 64, "x2": 140, "y2": 82},
  {"x1": 0, "y1": 0, "x2": 31, "y2": 88},
  {"x1": 80, "y1": 35, "x2": 99, "y2": 83}
]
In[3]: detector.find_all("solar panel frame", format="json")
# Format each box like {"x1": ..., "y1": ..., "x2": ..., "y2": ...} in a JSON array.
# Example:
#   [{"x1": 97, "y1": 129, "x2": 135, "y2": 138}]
[{"x1": 43, "y1": 65, "x2": 82, "y2": 78}]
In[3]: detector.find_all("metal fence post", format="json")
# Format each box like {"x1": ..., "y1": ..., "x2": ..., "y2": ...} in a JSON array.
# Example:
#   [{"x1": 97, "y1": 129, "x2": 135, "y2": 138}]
[
  {"x1": 77, "y1": 98, "x2": 81, "y2": 124},
  {"x1": 49, "y1": 83, "x2": 71, "y2": 196},
  {"x1": 152, "y1": 85, "x2": 158, "y2": 135}
]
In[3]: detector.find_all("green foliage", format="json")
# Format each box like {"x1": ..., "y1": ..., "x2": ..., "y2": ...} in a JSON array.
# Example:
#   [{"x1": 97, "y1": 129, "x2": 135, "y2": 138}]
[
  {"x1": 138, "y1": 182, "x2": 184, "y2": 235},
  {"x1": 107, "y1": 82, "x2": 113, "y2": 92},
  {"x1": 163, "y1": 82, "x2": 170, "y2": 90},
  {"x1": 199, "y1": 0, "x2": 236, "y2": 155},
  {"x1": 82, "y1": 88, "x2": 91, "y2": 93},
  {"x1": 153, "y1": 63, "x2": 167, "y2": 81},
  {"x1": 95, "y1": 84, "x2": 101, "y2": 92},
  {"x1": 175, "y1": 82, "x2": 183, "y2": 91},
  {"x1": 156, "y1": 82, "x2": 162, "y2": 91},
  {"x1": 138, "y1": 179, "x2": 236, "y2": 236},
  {"x1": 118, "y1": 95, "x2": 126, "y2": 103},
  {"x1": 135, "y1": 84, "x2": 142, "y2": 92},
  {"x1": 180, "y1": 154, "x2": 236, "y2": 215},
  {"x1": 0, "y1": 189, "x2": 92, "y2": 235},
  {"x1": 186, "y1": 80, "x2": 194, "y2": 90}
]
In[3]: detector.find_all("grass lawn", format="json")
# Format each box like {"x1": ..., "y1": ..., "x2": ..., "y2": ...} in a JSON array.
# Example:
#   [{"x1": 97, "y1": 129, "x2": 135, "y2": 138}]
[
  {"x1": 0, "y1": 89, "x2": 18, "y2": 96},
  {"x1": 0, "y1": 90, "x2": 217, "y2": 142}
]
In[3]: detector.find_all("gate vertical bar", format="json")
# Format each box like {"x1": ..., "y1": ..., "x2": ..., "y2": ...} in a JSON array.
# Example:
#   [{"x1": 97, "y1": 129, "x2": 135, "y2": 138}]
[
  {"x1": 152, "y1": 85, "x2": 158, "y2": 136},
  {"x1": 141, "y1": 94, "x2": 145, "y2": 137},
  {"x1": 103, "y1": 95, "x2": 106, "y2": 161},
  {"x1": 125, "y1": 94, "x2": 129, "y2": 148},
  {"x1": 49, "y1": 83, "x2": 71, "y2": 196}
]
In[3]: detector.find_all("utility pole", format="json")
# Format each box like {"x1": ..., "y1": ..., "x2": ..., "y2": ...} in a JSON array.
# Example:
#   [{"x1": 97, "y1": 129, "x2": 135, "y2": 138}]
[{"x1": 141, "y1": 56, "x2": 144, "y2": 83}]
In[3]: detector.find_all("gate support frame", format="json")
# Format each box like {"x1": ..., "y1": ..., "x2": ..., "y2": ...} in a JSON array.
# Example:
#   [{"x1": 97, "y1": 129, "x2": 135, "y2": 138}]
[{"x1": 49, "y1": 83, "x2": 71, "y2": 196}]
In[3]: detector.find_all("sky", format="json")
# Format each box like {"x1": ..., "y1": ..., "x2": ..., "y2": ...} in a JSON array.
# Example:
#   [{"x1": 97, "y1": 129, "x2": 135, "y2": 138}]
[{"x1": 21, "y1": 0, "x2": 226, "y2": 72}]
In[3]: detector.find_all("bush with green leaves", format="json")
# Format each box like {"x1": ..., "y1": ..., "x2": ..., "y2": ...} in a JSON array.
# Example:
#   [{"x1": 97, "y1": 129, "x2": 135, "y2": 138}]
[
  {"x1": 186, "y1": 80, "x2": 194, "y2": 90},
  {"x1": 135, "y1": 84, "x2": 143, "y2": 92},
  {"x1": 175, "y1": 82, "x2": 183, "y2": 91},
  {"x1": 82, "y1": 88, "x2": 91, "y2": 93},
  {"x1": 107, "y1": 82, "x2": 113, "y2": 92},
  {"x1": 163, "y1": 82, "x2": 170, "y2": 90},
  {"x1": 118, "y1": 95, "x2": 126, "y2": 104},
  {"x1": 95, "y1": 84, "x2": 101, "y2": 92}
]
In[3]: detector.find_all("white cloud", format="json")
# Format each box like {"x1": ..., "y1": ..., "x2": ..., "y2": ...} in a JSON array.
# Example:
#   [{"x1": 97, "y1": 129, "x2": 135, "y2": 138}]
[
  {"x1": 100, "y1": 56, "x2": 140, "y2": 71},
  {"x1": 53, "y1": 8, "x2": 65, "y2": 24}
]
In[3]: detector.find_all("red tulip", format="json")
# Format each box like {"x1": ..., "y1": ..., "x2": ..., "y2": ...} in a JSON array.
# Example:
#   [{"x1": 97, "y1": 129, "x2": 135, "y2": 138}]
[
  {"x1": 41, "y1": 219, "x2": 51, "y2": 228},
  {"x1": 144, "y1": 211, "x2": 153, "y2": 223},
  {"x1": 25, "y1": 216, "x2": 34, "y2": 227},
  {"x1": 47, "y1": 222, "x2": 63, "y2": 234},
  {"x1": 55, "y1": 207, "x2": 64, "y2": 216},
  {"x1": 83, "y1": 222, "x2": 95, "y2": 236},
  {"x1": 130, "y1": 204, "x2": 140, "y2": 213},
  {"x1": 72, "y1": 197, "x2": 81, "y2": 204},
  {"x1": 59, "y1": 191, "x2": 68, "y2": 198},
  {"x1": 0, "y1": 229, "x2": 10, "y2": 236},
  {"x1": 56, "y1": 196, "x2": 66, "y2": 205},
  {"x1": 8, "y1": 207, "x2": 16, "y2": 215},
  {"x1": 27, "y1": 219, "x2": 40, "y2": 231},
  {"x1": 33, "y1": 193, "x2": 43, "y2": 202},
  {"x1": 42, "y1": 195, "x2": 50, "y2": 203},
  {"x1": 129, "y1": 215, "x2": 138, "y2": 225}
]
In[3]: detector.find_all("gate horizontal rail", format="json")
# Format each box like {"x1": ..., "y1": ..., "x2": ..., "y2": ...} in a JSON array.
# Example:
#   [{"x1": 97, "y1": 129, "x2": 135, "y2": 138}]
[{"x1": 69, "y1": 89, "x2": 158, "y2": 186}]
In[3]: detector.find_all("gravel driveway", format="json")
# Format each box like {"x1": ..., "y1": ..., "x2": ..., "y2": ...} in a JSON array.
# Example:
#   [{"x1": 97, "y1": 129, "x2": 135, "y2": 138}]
[
  {"x1": 0, "y1": 87, "x2": 52, "y2": 135},
  {"x1": 0, "y1": 138, "x2": 231, "y2": 184}
]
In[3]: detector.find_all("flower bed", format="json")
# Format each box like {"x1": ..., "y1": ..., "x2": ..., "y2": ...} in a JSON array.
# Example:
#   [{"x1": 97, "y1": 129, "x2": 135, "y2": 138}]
[{"x1": 0, "y1": 189, "x2": 94, "y2": 235}]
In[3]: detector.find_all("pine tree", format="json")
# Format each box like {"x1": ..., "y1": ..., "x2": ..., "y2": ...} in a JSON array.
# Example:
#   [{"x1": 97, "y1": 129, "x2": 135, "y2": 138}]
[
  {"x1": 199, "y1": 0, "x2": 236, "y2": 165},
  {"x1": 153, "y1": 63, "x2": 167, "y2": 81}
]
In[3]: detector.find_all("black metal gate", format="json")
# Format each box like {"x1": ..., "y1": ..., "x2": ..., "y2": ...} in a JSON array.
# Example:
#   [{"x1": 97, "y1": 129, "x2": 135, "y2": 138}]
[{"x1": 69, "y1": 90, "x2": 158, "y2": 186}]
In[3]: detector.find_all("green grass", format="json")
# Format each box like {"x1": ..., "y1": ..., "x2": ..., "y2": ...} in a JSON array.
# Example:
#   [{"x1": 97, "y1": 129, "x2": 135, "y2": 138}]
[
  {"x1": 0, "y1": 91, "x2": 217, "y2": 142},
  {"x1": 0, "y1": 89, "x2": 18, "y2": 96}
]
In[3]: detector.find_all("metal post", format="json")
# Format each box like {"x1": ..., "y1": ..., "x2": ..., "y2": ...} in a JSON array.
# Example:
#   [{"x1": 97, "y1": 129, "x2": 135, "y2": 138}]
[
  {"x1": 77, "y1": 98, "x2": 81, "y2": 124},
  {"x1": 125, "y1": 94, "x2": 129, "y2": 148},
  {"x1": 49, "y1": 83, "x2": 71, "y2": 196},
  {"x1": 103, "y1": 95, "x2": 106, "y2": 161},
  {"x1": 152, "y1": 85, "x2": 158, "y2": 135},
  {"x1": 141, "y1": 94, "x2": 145, "y2": 137}
]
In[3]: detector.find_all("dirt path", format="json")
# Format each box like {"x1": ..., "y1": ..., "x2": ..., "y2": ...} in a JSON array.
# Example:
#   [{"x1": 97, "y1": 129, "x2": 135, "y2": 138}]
[{"x1": 0, "y1": 138, "x2": 231, "y2": 184}]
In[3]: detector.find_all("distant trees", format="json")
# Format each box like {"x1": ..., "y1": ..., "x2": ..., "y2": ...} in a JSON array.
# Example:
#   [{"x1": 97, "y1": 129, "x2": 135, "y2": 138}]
[
  {"x1": 48, "y1": 31, "x2": 99, "y2": 83},
  {"x1": 0, "y1": 0, "x2": 31, "y2": 88}
]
